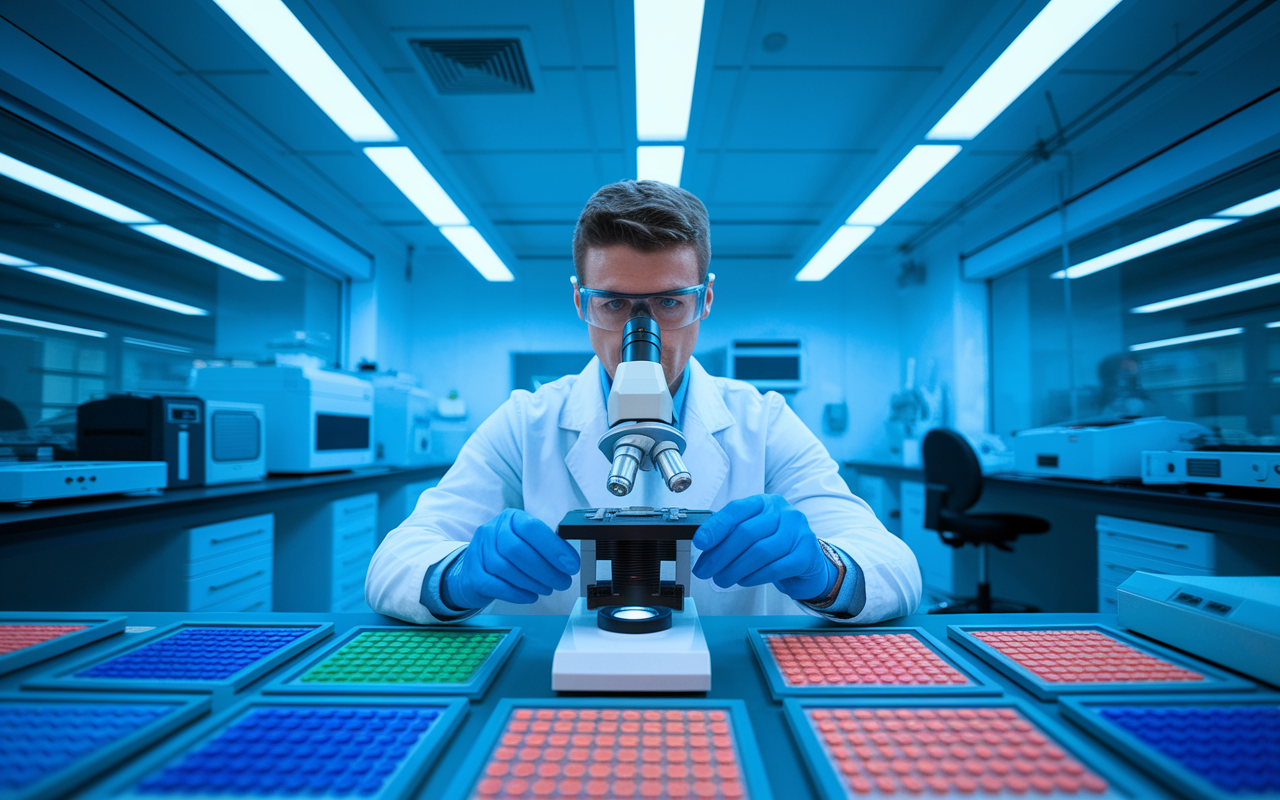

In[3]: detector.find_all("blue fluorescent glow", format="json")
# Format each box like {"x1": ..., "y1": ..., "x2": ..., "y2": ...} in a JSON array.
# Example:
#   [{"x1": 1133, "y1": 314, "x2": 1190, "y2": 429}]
[
  {"x1": 846, "y1": 145, "x2": 961, "y2": 226},
  {"x1": 1129, "y1": 328, "x2": 1243, "y2": 352},
  {"x1": 0, "y1": 152, "x2": 155, "y2": 224},
  {"x1": 211, "y1": 0, "x2": 397, "y2": 142},
  {"x1": 1131, "y1": 271, "x2": 1280, "y2": 314},
  {"x1": 795, "y1": 226, "x2": 876, "y2": 282},
  {"x1": 438, "y1": 226, "x2": 514, "y2": 282},
  {"x1": 0, "y1": 312, "x2": 107, "y2": 338},
  {"x1": 927, "y1": 0, "x2": 1123, "y2": 140},
  {"x1": 131, "y1": 225, "x2": 283, "y2": 282},
  {"x1": 364, "y1": 147, "x2": 469, "y2": 226},
  {"x1": 634, "y1": 0, "x2": 704, "y2": 141},
  {"x1": 1214, "y1": 187, "x2": 1280, "y2": 218},
  {"x1": 0, "y1": 251, "x2": 36, "y2": 267},
  {"x1": 1052, "y1": 218, "x2": 1239, "y2": 279},
  {"x1": 22, "y1": 266, "x2": 209, "y2": 316},
  {"x1": 636, "y1": 146, "x2": 685, "y2": 186}
]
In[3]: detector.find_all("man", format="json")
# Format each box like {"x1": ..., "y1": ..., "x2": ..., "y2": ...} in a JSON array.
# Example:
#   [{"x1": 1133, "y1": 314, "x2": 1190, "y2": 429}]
[{"x1": 367, "y1": 181, "x2": 921, "y2": 623}]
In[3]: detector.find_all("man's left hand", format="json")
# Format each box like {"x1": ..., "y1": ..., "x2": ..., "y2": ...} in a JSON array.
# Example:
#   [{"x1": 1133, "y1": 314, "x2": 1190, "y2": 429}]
[{"x1": 692, "y1": 494, "x2": 837, "y2": 601}]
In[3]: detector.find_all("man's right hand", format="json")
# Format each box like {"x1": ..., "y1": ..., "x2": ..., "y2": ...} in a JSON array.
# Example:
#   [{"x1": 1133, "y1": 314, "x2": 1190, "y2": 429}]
[{"x1": 441, "y1": 508, "x2": 581, "y2": 609}]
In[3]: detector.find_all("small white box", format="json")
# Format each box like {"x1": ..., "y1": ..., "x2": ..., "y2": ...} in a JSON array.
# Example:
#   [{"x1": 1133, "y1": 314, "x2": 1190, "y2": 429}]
[{"x1": 204, "y1": 401, "x2": 266, "y2": 485}]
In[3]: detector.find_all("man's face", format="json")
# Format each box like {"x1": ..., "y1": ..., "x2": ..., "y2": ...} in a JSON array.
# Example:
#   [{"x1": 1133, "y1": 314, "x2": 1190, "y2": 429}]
[{"x1": 574, "y1": 244, "x2": 712, "y2": 394}]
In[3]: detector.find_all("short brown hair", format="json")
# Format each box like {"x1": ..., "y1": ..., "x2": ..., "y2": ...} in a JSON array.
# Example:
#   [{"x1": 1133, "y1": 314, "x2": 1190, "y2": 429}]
[{"x1": 572, "y1": 180, "x2": 711, "y2": 283}]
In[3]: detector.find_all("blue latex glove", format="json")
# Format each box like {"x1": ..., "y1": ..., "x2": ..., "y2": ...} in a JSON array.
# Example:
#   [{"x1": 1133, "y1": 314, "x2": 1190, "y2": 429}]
[
  {"x1": 692, "y1": 494, "x2": 837, "y2": 601},
  {"x1": 442, "y1": 509, "x2": 581, "y2": 609}
]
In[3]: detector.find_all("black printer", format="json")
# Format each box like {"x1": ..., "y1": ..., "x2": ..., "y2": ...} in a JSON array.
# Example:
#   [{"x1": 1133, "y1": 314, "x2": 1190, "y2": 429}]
[{"x1": 77, "y1": 394, "x2": 206, "y2": 488}]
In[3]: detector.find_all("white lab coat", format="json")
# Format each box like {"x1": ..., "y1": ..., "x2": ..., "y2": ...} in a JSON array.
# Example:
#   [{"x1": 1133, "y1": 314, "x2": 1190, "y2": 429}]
[{"x1": 366, "y1": 357, "x2": 921, "y2": 624}]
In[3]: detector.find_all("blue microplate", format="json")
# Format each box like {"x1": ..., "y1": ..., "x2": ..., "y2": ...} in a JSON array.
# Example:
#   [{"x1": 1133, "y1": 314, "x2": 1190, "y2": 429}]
[
  {"x1": 1, "y1": 703, "x2": 167, "y2": 791},
  {"x1": 77, "y1": 628, "x2": 311, "y2": 682}
]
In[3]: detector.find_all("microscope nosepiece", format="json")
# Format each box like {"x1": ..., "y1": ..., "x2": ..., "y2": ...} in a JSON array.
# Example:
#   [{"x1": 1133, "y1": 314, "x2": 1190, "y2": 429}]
[{"x1": 653, "y1": 442, "x2": 692, "y2": 493}]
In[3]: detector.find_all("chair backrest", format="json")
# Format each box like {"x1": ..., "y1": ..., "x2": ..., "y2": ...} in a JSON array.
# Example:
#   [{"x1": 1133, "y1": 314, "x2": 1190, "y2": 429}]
[{"x1": 922, "y1": 428, "x2": 983, "y2": 513}]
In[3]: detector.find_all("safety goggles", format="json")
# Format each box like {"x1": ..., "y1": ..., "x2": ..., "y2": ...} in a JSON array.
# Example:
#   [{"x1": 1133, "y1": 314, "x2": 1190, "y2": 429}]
[{"x1": 572, "y1": 274, "x2": 713, "y2": 331}]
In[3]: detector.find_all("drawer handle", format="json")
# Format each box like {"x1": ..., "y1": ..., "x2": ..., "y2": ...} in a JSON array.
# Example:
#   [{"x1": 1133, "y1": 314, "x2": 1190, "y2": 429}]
[
  {"x1": 210, "y1": 529, "x2": 266, "y2": 545},
  {"x1": 343, "y1": 554, "x2": 370, "y2": 567},
  {"x1": 240, "y1": 600, "x2": 266, "y2": 611},
  {"x1": 209, "y1": 570, "x2": 265, "y2": 592},
  {"x1": 1104, "y1": 532, "x2": 1189, "y2": 549},
  {"x1": 340, "y1": 579, "x2": 364, "y2": 592},
  {"x1": 342, "y1": 528, "x2": 373, "y2": 540}
]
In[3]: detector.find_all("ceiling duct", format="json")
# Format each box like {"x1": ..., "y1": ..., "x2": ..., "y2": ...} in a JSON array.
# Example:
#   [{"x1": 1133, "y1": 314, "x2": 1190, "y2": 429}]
[{"x1": 409, "y1": 38, "x2": 534, "y2": 94}]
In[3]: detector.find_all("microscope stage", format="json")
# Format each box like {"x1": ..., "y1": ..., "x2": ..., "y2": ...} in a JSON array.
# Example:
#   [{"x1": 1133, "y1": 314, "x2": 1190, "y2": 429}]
[{"x1": 552, "y1": 598, "x2": 711, "y2": 692}]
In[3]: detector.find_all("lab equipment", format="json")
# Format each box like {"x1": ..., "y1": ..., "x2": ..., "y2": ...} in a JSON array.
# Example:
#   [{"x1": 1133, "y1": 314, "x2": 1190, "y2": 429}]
[
  {"x1": 0, "y1": 461, "x2": 166, "y2": 503},
  {"x1": 441, "y1": 699, "x2": 774, "y2": 800},
  {"x1": 1060, "y1": 695, "x2": 1280, "y2": 800},
  {"x1": 77, "y1": 394, "x2": 206, "y2": 488},
  {"x1": 1013, "y1": 416, "x2": 1207, "y2": 480},
  {"x1": 265, "y1": 626, "x2": 521, "y2": 699},
  {"x1": 1141, "y1": 447, "x2": 1280, "y2": 489},
  {"x1": 600, "y1": 316, "x2": 691, "y2": 497},
  {"x1": 98, "y1": 697, "x2": 468, "y2": 800},
  {"x1": 946, "y1": 624, "x2": 1252, "y2": 700},
  {"x1": 373, "y1": 378, "x2": 433, "y2": 467},
  {"x1": 728, "y1": 339, "x2": 804, "y2": 392},
  {"x1": 274, "y1": 493, "x2": 377, "y2": 613},
  {"x1": 783, "y1": 698, "x2": 1130, "y2": 800},
  {"x1": 192, "y1": 364, "x2": 373, "y2": 473},
  {"x1": 202, "y1": 400, "x2": 266, "y2": 485},
  {"x1": 553, "y1": 507, "x2": 712, "y2": 692},
  {"x1": 1116, "y1": 572, "x2": 1280, "y2": 687},
  {"x1": 745, "y1": 627, "x2": 1001, "y2": 699},
  {"x1": 0, "y1": 613, "x2": 126, "y2": 677},
  {"x1": 27, "y1": 621, "x2": 333, "y2": 694},
  {"x1": 0, "y1": 692, "x2": 210, "y2": 800}
]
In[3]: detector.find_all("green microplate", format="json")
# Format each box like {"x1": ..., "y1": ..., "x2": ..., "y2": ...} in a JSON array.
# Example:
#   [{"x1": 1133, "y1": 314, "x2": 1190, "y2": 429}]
[{"x1": 299, "y1": 630, "x2": 506, "y2": 684}]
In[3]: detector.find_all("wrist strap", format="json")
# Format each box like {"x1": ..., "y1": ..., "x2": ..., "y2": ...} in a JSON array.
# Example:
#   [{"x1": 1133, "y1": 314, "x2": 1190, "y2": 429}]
[{"x1": 806, "y1": 540, "x2": 845, "y2": 609}]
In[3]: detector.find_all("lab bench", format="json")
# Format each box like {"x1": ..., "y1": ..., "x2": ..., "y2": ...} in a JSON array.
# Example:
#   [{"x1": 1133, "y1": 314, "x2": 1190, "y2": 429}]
[
  {"x1": 844, "y1": 461, "x2": 1280, "y2": 614},
  {"x1": 0, "y1": 466, "x2": 447, "y2": 613},
  {"x1": 2, "y1": 610, "x2": 1267, "y2": 800}
]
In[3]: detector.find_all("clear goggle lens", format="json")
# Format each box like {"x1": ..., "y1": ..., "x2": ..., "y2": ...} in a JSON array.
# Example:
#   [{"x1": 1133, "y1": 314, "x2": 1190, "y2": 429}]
[{"x1": 574, "y1": 275, "x2": 711, "y2": 331}]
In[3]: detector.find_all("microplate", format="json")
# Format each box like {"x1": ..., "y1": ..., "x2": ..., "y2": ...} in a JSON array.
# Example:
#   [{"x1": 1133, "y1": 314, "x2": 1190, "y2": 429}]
[
  {"x1": 947, "y1": 624, "x2": 1253, "y2": 700},
  {"x1": 441, "y1": 698, "x2": 774, "y2": 800},
  {"x1": 1061, "y1": 694, "x2": 1280, "y2": 800},
  {"x1": 264, "y1": 626, "x2": 520, "y2": 699},
  {"x1": 0, "y1": 691, "x2": 210, "y2": 800},
  {"x1": 747, "y1": 627, "x2": 1001, "y2": 699},
  {"x1": 25, "y1": 621, "x2": 333, "y2": 694},
  {"x1": 783, "y1": 697, "x2": 1138, "y2": 800},
  {"x1": 0, "y1": 613, "x2": 126, "y2": 677},
  {"x1": 97, "y1": 696, "x2": 468, "y2": 800}
]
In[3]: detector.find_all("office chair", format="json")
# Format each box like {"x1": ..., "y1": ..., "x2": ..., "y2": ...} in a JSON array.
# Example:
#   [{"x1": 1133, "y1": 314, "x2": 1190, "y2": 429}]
[{"x1": 922, "y1": 428, "x2": 1050, "y2": 614}]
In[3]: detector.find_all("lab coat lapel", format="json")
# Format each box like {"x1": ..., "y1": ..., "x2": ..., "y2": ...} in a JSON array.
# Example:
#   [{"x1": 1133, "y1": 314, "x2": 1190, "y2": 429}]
[
  {"x1": 675, "y1": 358, "x2": 733, "y2": 511},
  {"x1": 560, "y1": 357, "x2": 614, "y2": 508}
]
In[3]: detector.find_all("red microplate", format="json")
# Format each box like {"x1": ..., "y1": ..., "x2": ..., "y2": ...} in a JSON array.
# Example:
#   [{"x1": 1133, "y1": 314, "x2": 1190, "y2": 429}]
[
  {"x1": 766, "y1": 633, "x2": 970, "y2": 688},
  {"x1": 472, "y1": 707, "x2": 750, "y2": 799},
  {"x1": 971, "y1": 629, "x2": 1205, "y2": 684},
  {"x1": 0, "y1": 625, "x2": 88, "y2": 656},
  {"x1": 807, "y1": 706, "x2": 1112, "y2": 796}
]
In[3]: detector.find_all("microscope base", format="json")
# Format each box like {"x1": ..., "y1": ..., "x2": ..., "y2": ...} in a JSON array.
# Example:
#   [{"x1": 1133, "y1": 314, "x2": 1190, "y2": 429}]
[{"x1": 552, "y1": 597, "x2": 711, "y2": 692}]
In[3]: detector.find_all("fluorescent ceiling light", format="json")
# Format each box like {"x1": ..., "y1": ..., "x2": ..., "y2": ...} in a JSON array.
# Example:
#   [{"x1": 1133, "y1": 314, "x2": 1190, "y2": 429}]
[
  {"x1": 1267, "y1": 320, "x2": 1280, "y2": 329},
  {"x1": 364, "y1": 147, "x2": 468, "y2": 226},
  {"x1": 22, "y1": 266, "x2": 209, "y2": 316},
  {"x1": 211, "y1": 0, "x2": 396, "y2": 142},
  {"x1": 1129, "y1": 327, "x2": 1243, "y2": 352},
  {"x1": 927, "y1": 0, "x2": 1123, "y2": 141},
  {"x1": 123, "y1": 337, "x2": 194, "y2": 353},
  {"x1": 0, "y1": 251, "x2": 36, "y2": 267},
  {"x1": 0, "y1": 312, "x2": 106, "y2": 338},
  {"x1": 1051, "y1": 218, "x2": 1238, "y2": 280},
  {"x1": 0, "y1": 152, "x2": 154, "y2": 223},
  {"x1": 1214, "y1": 187, "x2": 1280, "y2": 218},
  {"x1": 636, "y1": 146, "x2": 685, "y2": 186},
  {"x1": 438, "y1": 226, "x2": 514, "y2": 282},
  {"x1": 132, "y1": 224, "x2": 283, "y2": 281},
  {"x1": 796, "y1": 226, "x2": 876, "y2": 282},
  {"x1": 846, "y1": 145, "x2": 961, "y2": 226},
  {"x1": 1132, "y1": 271, "x2": 1280, "y2": 314},
  {"x1": 634, "y1": 0, "x2": 705, "y2": 141}
]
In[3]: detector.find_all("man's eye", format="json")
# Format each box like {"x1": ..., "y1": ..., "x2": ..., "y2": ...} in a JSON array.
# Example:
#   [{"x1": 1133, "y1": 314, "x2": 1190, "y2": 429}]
[
  {"x1": 604, "y1": 299, "x2": 626, "y2": 311},
  {"x1": 657, "y1": 297, "x2": 682, "y2": 309}
]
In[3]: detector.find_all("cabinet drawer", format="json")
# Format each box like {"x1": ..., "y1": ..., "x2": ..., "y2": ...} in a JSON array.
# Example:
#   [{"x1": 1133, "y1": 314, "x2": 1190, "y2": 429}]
[
  {"x1": 1096, "y1": 515, "x2": 1215, "y2": 568},
  {"x1": 1098, "y1": 582, "x2": 1119, "y2": 614},
  {"x1": 1097, "y1": 546, "x2": 1214, "y2": 588},
  {"x1": 334, "y1": 521, "x2": 376, "y2": 552},
  {"x1": 186, "y1": 514, "x2": 274, "y2": 562},
  {"x1": 333, "y1": 493, "x2": 378, "y2": 529},
  {"x1": 331, "y1": 573, "x2": 367, "y2": 603},
  {"x1": 201, "y1": 585, "x2": 272, "y2": 613},
  {"x1": 188, "y1": 556, "x2": 272, "y2": 611},
  {"x1": 333, "y1": 543, "x2": 374, "y2": 581},
  {"x1": 335, "y1": 592, "x2": 371, "y2": 613},
  {"x1": 187, "y1": 541, "x2": 272, "y2": 579}
]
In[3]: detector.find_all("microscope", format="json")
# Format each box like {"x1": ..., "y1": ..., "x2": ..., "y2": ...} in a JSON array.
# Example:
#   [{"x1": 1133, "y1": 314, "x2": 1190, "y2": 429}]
[{"x1": 551, "y1": 316, "x2": 713, "y2": 691}]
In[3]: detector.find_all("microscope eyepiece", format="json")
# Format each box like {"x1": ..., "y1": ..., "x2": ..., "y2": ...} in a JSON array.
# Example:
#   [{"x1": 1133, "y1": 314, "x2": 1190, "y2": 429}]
[{"x1": 620, "y1": 316, "x2": 661, "y2": 363}]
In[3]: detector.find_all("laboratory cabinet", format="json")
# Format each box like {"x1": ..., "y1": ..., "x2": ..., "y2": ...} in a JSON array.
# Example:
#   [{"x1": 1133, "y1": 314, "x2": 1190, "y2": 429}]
[
  {"x1": 273, "y1": 492, "x2": 378, "y2": 613},
  {"x1": 178, "y1": 514, "x2": 275, "y2": 612}
]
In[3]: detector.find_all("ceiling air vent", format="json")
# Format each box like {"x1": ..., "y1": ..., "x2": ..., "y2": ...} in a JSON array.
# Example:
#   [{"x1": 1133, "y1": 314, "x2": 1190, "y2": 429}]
[{"x1": 410, "y1": 38, "x2": 534, "y2": 94}]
